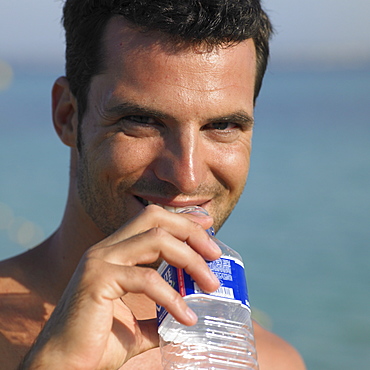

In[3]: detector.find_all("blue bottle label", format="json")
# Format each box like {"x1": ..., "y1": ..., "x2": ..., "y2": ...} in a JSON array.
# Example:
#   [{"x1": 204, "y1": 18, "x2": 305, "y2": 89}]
[{"x1": 157, "y1": 256, "x2": 250, "y2": 326}]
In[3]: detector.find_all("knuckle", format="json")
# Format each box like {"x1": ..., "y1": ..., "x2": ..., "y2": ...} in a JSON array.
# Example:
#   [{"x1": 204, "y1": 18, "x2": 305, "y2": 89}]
[
  {"x1": 141, "y1": 267, "x2": 161, "y2": 285},
  {"x1": 146, "y1": 226, "x2": 167, "y2": 239},
  {"x1": 81, "y1": 249, "x2": 100, "y2": 265},
  {"x1": 83, "y1": 244, "x2": 105, "y2": 260}
]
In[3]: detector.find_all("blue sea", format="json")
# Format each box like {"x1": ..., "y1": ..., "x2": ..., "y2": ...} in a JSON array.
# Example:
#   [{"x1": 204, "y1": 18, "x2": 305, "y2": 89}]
[{"x1": 1, "y1": 62, "x2": 369, "y2": 369}]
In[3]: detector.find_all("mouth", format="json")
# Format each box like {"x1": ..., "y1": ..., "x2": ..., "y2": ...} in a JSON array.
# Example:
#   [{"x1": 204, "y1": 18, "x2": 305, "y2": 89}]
[{"x1": 134, "y1": 196, "x2": 208, "y2": 213}]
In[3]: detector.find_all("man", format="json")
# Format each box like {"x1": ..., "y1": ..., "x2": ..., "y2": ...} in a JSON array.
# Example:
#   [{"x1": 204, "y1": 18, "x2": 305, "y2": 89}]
[{"x1": 0, "y1": 1, "x2": 306, "y2": 369}]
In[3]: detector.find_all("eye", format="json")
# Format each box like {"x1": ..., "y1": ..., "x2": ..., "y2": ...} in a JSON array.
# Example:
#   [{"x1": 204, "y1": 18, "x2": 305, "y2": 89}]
[
  {"x1": 200, "y1": 121, "x2": 244, "y2": 143},
  {"x1": 118, "y1": 115, "x2": 163, "y2": 138},
  {"x1": 123, "y1": 115, "x2": 157, "y2": 125},
  {"x1": 203, "y1": 121, "x2": 239, "y2": 131}
]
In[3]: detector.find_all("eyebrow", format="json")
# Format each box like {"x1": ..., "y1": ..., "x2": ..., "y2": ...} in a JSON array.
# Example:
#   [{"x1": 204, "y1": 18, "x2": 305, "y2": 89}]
[
  {"x1": 104, "y1": 101, "x2": 171, "y2": 121},
  {"x1": 104, "y1": 101, "x2": 254, "y2": 129}
]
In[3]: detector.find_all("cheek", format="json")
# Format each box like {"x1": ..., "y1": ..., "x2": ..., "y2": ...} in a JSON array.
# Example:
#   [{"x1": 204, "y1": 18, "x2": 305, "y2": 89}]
[
  {"x1": 211, "y1": 140, "x2": 252, "y2": 191},
  {"x1": 96, "y1": 136, "x2": 159, "y2": 180}
]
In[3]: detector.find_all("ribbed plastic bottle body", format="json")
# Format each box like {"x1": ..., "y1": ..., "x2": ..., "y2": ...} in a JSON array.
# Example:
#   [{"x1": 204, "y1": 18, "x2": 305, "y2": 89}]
[
  {"x1": 159, "y1": 295, "x2": 258, "y2": 370},
  {"x1": 157, "y1": 229, "x2": 259, "y2": 370}
]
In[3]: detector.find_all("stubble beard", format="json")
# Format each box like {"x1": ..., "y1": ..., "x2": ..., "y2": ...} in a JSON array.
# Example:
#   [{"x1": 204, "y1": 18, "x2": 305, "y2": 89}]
[
  {"x1": 76, "y1": 140, "x2": 245, "y2": 241},
  {"x1": 76, "y1": 148, "x2": 131, "y2": 237}
]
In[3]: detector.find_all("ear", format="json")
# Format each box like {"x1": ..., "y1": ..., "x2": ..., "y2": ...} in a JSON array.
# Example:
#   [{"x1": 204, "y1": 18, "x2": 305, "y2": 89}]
[{"x1": 52, "y1": 76, "x2": 79, "y2": 148}]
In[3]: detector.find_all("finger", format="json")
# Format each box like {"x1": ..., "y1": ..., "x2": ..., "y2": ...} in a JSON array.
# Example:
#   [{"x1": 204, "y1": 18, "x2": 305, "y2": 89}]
[
  {"x1": 94, "y1": 205, "x2": 221, "y2": 262},
  {"x1": 101, "y1": 205, "x2": 208, "y2": 241},
  {"x1": 127, "y1": 204, "x2": 214, "y2": 236},
  {"x1": 93, "y1": 264, "x2": 199, "y2": 327},
  {"x1": 87, "y1": 227, "x2": 220, "y2": 293}
]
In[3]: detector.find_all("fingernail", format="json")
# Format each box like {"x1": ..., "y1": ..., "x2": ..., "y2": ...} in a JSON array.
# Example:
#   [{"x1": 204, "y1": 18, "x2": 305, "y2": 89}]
[{"x1": 186, "y1": 307, "x2": 198, "y2": 323}]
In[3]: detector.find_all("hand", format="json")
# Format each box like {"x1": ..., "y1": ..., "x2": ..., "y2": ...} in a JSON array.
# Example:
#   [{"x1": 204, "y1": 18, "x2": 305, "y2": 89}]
[{"x1": 21, "y1": 205, "x2": 222, "y2": 369}]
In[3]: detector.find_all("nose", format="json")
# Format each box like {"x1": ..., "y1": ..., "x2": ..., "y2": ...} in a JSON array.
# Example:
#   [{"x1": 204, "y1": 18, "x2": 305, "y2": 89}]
[{"x1": 153, "y1": 129, "x2": 207, "y2": 194}]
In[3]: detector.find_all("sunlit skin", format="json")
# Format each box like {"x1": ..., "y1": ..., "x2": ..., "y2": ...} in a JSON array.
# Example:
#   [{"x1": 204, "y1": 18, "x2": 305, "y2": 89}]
[{"x1": 0, "y1": 16, "x2": 306, "y2": 370}]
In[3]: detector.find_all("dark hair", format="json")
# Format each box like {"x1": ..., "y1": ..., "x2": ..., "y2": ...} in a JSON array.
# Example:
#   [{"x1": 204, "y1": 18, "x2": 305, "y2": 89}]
[{"x1": 63, "y1": 0, "x2": 273, "y2": 121}]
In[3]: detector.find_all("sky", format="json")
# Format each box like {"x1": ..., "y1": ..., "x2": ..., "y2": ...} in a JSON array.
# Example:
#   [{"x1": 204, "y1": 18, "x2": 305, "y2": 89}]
[{"x1": 1, "y1": 0, "x2": 370, "y2": 69}]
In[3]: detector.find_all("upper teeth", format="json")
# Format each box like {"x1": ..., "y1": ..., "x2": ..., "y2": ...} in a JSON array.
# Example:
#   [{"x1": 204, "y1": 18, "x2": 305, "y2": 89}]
[{"x1": 147, "y1": 201, "x2": 203, "y2": 214}]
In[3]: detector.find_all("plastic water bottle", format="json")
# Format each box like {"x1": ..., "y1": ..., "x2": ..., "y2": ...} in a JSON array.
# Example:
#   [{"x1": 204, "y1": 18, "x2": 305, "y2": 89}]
[{"x1": 157, "y1": 206, "x2": 259, "y2": 369}]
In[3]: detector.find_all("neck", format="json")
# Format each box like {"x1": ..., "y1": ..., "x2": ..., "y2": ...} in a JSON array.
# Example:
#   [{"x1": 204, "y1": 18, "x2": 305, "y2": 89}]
[
  {"x1": 29, "y1": 150, "x2": 156, "y2": 318},
  {"x1": 31, "y1": 160, "x2": 106, "y2": 303}
]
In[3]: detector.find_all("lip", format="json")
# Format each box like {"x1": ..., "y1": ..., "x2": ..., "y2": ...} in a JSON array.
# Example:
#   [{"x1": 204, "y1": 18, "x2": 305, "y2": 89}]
[{"x1": 133, "y1": 194, "x2": 211, "y2": 209}]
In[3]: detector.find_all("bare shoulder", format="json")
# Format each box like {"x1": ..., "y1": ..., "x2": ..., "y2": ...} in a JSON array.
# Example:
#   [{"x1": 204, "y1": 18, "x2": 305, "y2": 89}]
[
  {"x1": 0, "y1": 253, "x2": 49, "y2": 369},
  {"x1": 0, "y1": 255, "x2": 30, "y2": 369},
  {"x1": 0, "y1": 253, "x2": 29, "y2": 294},
  {"x1": 254, "y1": 321, "x2": 306, "y2": 370}
]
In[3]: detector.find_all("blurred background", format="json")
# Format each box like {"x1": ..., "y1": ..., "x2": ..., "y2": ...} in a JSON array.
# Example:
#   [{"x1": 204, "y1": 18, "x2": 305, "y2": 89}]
[{"x1": 1, "y1": 1, "x2": 369, "y2": 368}]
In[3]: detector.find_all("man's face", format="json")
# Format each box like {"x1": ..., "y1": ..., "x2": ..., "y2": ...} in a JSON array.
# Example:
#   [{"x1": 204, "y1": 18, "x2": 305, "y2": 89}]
[{"x1": 76, "y1": 17, "x2": 256, "y2": 236}]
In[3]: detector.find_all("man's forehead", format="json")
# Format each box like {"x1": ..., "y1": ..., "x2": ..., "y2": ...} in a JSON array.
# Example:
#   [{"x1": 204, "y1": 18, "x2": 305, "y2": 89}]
[
  {"x1": 102, "y1": 16, "x2": 256, "y2": 68},
  {"x1": 92, "y1": 15, "x2": 257, "y2": 118}
]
